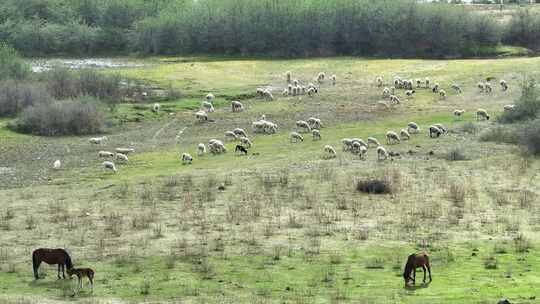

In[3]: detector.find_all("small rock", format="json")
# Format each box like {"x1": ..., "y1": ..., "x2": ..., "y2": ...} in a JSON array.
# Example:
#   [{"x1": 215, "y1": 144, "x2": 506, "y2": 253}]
[{"x1": 498, "y1": 299, "x2": 511, "y2": 304}]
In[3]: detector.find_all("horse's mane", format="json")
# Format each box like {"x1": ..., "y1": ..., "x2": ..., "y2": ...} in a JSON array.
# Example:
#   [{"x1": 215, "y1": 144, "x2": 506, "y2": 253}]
[
  {"x1": 62, "y1": 249, "x2": 74, "y2": 269},
  {"x1": 403, "y1": 253, "x2": 416, "y2": 279}
]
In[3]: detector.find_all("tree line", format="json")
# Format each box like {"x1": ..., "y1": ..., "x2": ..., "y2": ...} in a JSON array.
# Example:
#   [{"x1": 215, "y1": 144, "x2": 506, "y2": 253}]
[{"x1": 1, "y1": 0, "x2": 539, "y2": 57}]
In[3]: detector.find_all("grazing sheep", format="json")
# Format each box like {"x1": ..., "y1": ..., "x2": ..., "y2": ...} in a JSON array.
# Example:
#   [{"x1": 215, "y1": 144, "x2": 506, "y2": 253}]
[
  {"x1": 208, "y1": 140, "x2": 227, "y2": 154},
  {"x1": 282, "y1": 89, "x2": 289, "y2": 96},
  {"x1": 290, "y1": 132, "x2": 304, "y2": 143},
  {"x1": 231, "y1": 101, "x2": 244, "y2": 112},
  {"x1": 451, "y1": 84, "x2": 462, "y2": 94},
  {"x1": 233, "y1": 128, "x2": 247, "y2": 138},
  {"x1": 181, "y1": 153, "x2": 193, "y2": 165},
  {"x1": 239, "y1": 136, "x2": 252, "y2": 148},
  {"x1": 367, "y1": 137, "x2": 380, "y2": 147},
  {"x1": 264, "y1": 121, "x2": 278, "y2": 134},
  {"x1": 260, "y1": 114, "x2": 266, "y2": 121},
  {"x1": 432, "y1": 83, "x2": 440, "y2": 93},
  {"x1": 312, "y1": 129, "x2": 321, "y2": 141},
  {"x1": 256, "y1": 88, "x2": 265, "y2": 97},
  {"x1": 115, "y1": 153, "x2": 128, "y2": 162},
  {"x1": 286, "y1": 71, "x2": 292, "y2": 83},
  {"x1": 53, "y1": 160, "x2": 61, "y2": 170},
  {"x1": 115, "y1": 148, "x2": 134, "y2": 155},
  {"x1": 224, "y1": 131, "x2": 238, "y2": 141},
  {"x1": 477, "y1": 82, "x2": 485, "y2": 92},
  {"x1": 206, "y1": 93, "x2": 215, "y2": 101},
  {"x1": 454, "y1": 109, "x2": 465, "y2": 119},
  {"x1": 301, "y1": 86, "x2": 306, "y2": 95},
  {"x1": 252, "y1": 120, "x2": 277, "y2": 134},
  {"x1": 287, "y1": 84, "x2": 293, "y2": 95},
  {"x1": 307, "y1": 83, "x2": 318, "y2": 92},
  {"x1": 89, "y1": 136, "x2": 108, "y2": 144},
  {"x1": 102, "y1": 161, "x2": 117, "y2": 173},
  {"x1": 296, "y1": 120, "x2": 311, "y2": 133},
  {"x1": 476, "y1": 108, "x2": 490, "y2": 121},
  {"x1": 152, "y1": 103, "x2": 161, "y2": 113},
  {"x1": 407, "y1": 122, "x2": 420, "y2": 134},
  {"x1": 351, "y1": 138, "x2": 368, "y2": 148},
  {"x1": 439, "y1": 89, "x2": 447, "y2": 100},
  {"x1": 400, "y1": 129, "x2": 411, "y2": 141},
  {"x1": 263, "y1": 89, "x2": 274, "y2": 101},
  {"x1": 331, "y1": 74, "x2": 336, "y2": 85},
  {"x1": 317, "y1": 72, "x2": 326, "y2": 83},
  {"x1": 503, "y1": 104, "x2": 515, "y2": 112},
  {"x1": 429, "y1": 125, "x2": 443, "y2": 138},
  {"x1": 485, "y1": 82, "x2": 493, "y2": 93},
  {"x1": 195, "y1": 111, "x2": 208, "y2": 122},
  {"x1": 405, "y1": 90, "x2": 415, "y2": 97},
  {"x1": 403, "y1": 79, "x2": 413, "y2": 90},
  {"x1": 376, "y1": 76, "x2": 383, "y2": 87},
  {"x1": 202, "y1": 101, "x2": 215, "y2": 113},
  {"x1": 307, "y1": 87, "x2": 317, "y2": 97},
  {"x1": 433, "y1": 123, "x2": 448, "y2": 134},
  {"x1": 377, "y1": 146, "x2": 389, "y2": 161},
  {"x1": 382, "y1": 87, "x2": 391, "y2": 98},
  {"x1": 359, "y1": 145, "x2": 368, "y2": 160},
  {"x1": 500, "y1": 79, "x2": 508, "y2": 91},
  {"x1": 389, "y1": 95, "x2": 400, "y2": 105},
  {"x1": 323, "y1": 145, "x2": 337, "y2": 159},
  {"x1": 425, "y1": 77, "x2": 430, "y2": 89},
  {"x1": 351, "y1": 141, "x2": 364, "y2": 154},
  {"x1": 293, "y1": 79, "x2": 299, "y2": 86},
  {"x1": 342, "y1": 138, "x2": 353, "y2": 151},
  {"x1": 197, "y1": 143, "x2": 206, "y2": 156},
  {"x1": 416, "y1": 79, "x2": 422, "y2": 88},
  {"x1": 98, "y1": 151, "x2": 114, "y2": 158},
  {"x1": 307, "y1": 117, "x2": 322, "y2": 129},
  {"x1": 386, "y1": 131, "x2": 400, "y2": 145}
]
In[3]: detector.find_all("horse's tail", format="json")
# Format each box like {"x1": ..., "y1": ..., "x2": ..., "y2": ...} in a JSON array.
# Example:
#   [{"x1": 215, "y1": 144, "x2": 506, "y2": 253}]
[
  {"x1": 403, "y1": 254, "x2": 415, "y2": 280},
  {"x1": 32, "y1": 250, "x2": 39, "y2": 279},
  {"x1": 64, "y1": 250, "x2": 73, "y2": 269}
]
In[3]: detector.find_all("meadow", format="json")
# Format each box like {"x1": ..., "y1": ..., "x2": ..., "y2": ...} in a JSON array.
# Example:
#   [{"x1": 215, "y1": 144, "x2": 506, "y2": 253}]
[{"x1": 1, "y1": 55, "x2": 540, "y2": 304}]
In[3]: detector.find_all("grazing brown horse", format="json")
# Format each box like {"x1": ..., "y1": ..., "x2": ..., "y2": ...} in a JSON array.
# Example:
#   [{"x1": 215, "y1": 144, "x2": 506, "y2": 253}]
[
  {"x1": 403, "y1": 252, "x2": 432, "y2": 286},
  {"x1": 32, "y1": 248, "x2": 73, "y2": 280},
  {"x1": 67, "y1": 267, "x2": 94, "y2": 290}
]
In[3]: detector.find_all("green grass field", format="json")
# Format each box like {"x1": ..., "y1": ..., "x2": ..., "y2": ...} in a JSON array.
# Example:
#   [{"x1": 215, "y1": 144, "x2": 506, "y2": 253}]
[{"x1": 1, "y1": 55, "x2": 540, "y2": 304}]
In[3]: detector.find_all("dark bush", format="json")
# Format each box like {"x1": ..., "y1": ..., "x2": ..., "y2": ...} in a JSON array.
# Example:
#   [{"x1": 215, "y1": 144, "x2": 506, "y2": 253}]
[
  {"x1": 479, "y1": 126, "x2": 519, "y2": 144},
  {"x1": 519, "y1": 119, "x2": 540, "y2": 156},
  {"x1": 0, "y1": 81, "x2": 50, "y2": 116},
  {"x1": 10, "y1": 98, "x2": 104, "y2": 136},
  {"x1": 356, "y1": 179, "x2": 392, "y2": 195},
  {"x1": 0, "y1": 43, "x2": 30, "y2": 80},
  {"x1": 445, "y1": 147, "x2": 468, "y2": 161},
  {"x1": 499, "y1": 79, "x2": 540, "y2": 124}
]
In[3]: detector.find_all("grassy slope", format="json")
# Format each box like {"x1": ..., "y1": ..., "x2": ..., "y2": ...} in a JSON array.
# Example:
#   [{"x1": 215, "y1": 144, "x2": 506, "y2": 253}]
[{"x1": 1, "y1": 56, "x2": 540, "y2": 303}]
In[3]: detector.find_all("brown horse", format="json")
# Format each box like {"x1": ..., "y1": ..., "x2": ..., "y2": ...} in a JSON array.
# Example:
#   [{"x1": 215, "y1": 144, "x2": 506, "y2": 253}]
[
  {"x1": 32, "y1": 248, "x2": 73, "y2": 280},
  {"x1": 403, "y1": 252, "x2": 432, "y2": 286},
  {"x1": 67, "y1": 267, "x2": 94, "y2": 290}
]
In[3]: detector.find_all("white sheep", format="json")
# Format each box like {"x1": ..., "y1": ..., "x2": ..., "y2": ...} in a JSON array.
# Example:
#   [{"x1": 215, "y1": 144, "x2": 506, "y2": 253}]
[
  {"x1": 376, "y1": 76, "x2": 383, "y2": 87},
  {"x1": 407, "y1": 122, "x2": 420, "y2": 134},
  {"x1": 231, "y1": 101, "x2": 244, "y2": 112},
  {"x1": 290, "y1": 132, "x2": 304, "y2": 143},
  {"x1": 152, "y1": 103, "x2": 161, "y2": 113},
  {"x1": 115, "y1": 153, "x2": 128, "y2": 162},
  {"x1": 286, "y1": 71, "x2": 292, "y2": 83},
  {"x1": 208, "y1": 140, "x2": 227, "y2": 154},
  {"x1": 453, "y1": 109, "x2": 465, "y2": 119},
  {"x1": 394, "y1": 77, "x2": 402, "y2": 89},
  {"x1": 239, "y1": 136, "x2": 252, "y2": 148},
  {"x1": 433, "y1": 123, "x2": 448, "y2": 134},
  {"x1": 400, "y1": 129, "x2": 410, "y2": 141},
  {"x1": 307, "y1": 117, "x2": 322, "y2": 129},
  {"x1": 296, "y1": 120, "x2": 311, "y2": 133},
  {"x1": 331, "y1": 74, "x2": 336, "y2": 85},
  {"x1": 405, "y1": 90, "x2": 415, "y2": 97},
  {"x1": 98, "y1": 151, "x2": 114, "y2": 158},
  {"x1": 439, "y1": 89, "x2": 447, "y2": 100},
  {"x1": 317, "y1": 72, "x2": 326, "y2": 84},
  {"x1": 53, "y1": 160, "x2": 61, "y2": 170},
  {"x1": 477, "y1": 82, "x2": 485, "y2": 92},
  {"x1": 206, "y1": 93, "x2": 215, "y2": 101},
  {"x1": 195, "y1": 111, "x2": 208, "y2": 122},
  {"x1": 282, "y1": 89, "x2": 289, "y2": 96},
  {"x1": 293, "y1": 79, "x2": 299, "y2": 86},
  {"x1": 288, "y1": 84, "x2": 293, "y2": 95},
  {"x1": 416, "y1": 79, "x2": 422, "y2": 88},
  {"x1": 197, "y1": 143, "x2": 206, "y2": 156},
  {"x1": 342, "y1": 138, "x2": 353, "y2": 151},
  {"x1": 386, "y1": 131, "x2": 400, "y2": 145},
  {"x1": 382, "y1": 87, "x2": 391, "y2": 98},
  {"x1": 224, "y1": 131, "x2": 238, "y2": 141},
  {"x1": 359, "y1": 145, "x2": 368, "y2": 160},
  {"x1": 311, "y1": 129, "x2": 321, "y2": 141},
  {"x1": 351, "y1": 141, "x2": 364, "y2": 154},
  {"x1": 263, "y1": 89, "x2": 274, "y2": 101},
  {"x1": 476, "y1": 108, "x2": 490, "y2": 121},
  {"x1": 485, "y1": 82, "x2": 493, "y2": 93},
  {"x1": 323, "y1": 145, "x2": 337, "y2": 159},
  {"x1": 377, "y1": 146, "x2": 389, "y2": 161},
  {"x1": 307, "y1": 87, "x2": 317, "y2": 97},
  {"x1": 500, "y1": 79, "x2": 508, "y2": 91},
  {"x1": 503, "y1": 104, "x2": 515, "y2": 112},
  {"x1": 367, "y1": 137, "x2": 380, "y2": 148},
  {"x1": 351, "y1": 138, "x2": 368, "y2": 148},
  {"x1": 260, "y1": 114, "x2": 266, "y2": 121},
  {"x1": 233, "y1": 128, "x2": 247, "y2": 138},
  {"x1": 181, "y1": 153, "x2": 193, "y2": 165},
  {"x1": 432, "y1": 83, "x2": 440, "y2": 93},
  {"x1": 115, "y1": 148, "x2": 134, "y2": 155},
  {"x1": 202, "y1": 101, "x2": 214, "y2": 113},
  {"x1": 103, "y1": 161, "x2": 117, "y2": 173},
  {"x1": 425, "y1": 77, "x2": 430, "y2": 89},
  {"x1": 256, "y1": 88, "x2": 265, "y2": 97},
  {"x1": 429, "y1": 125, "x2": 443, "y2": 138},
  {"x1": 451, "y1": 84, "x2": 462, "y2": 94},
  {"x1": 89, "y1": 136, "x2": 108, "y2": 144},
  {"x1": 389, "y1": 95, "x2": 400, "y2": 105}
]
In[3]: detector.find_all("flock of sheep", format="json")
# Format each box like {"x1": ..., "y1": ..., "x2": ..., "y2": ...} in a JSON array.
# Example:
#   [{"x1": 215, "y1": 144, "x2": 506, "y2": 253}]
[{"x1": 52, "y1": 69, "x2": 514, "y2": 173}]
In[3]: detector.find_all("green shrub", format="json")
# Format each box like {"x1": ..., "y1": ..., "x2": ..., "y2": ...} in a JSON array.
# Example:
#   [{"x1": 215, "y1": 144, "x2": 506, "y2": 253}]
[
  {"x1": 479, "y1": 126, "x2": 518, "y2": 144},
  {"x1": 0, "y1": 43, "x2": 30, "y2": 80},
  {"x1": 10, "y1": 98, "x2": 104, "y2": 136},
  {"x1": 519, "y1": 119, "x2": 540, "y2": 156},
  {"x1": 499, "y1": 79, "x2": 540, "y2": 123},
  {"x1": 0, "y1": 81, "x2": 50, "y2": 116}
]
